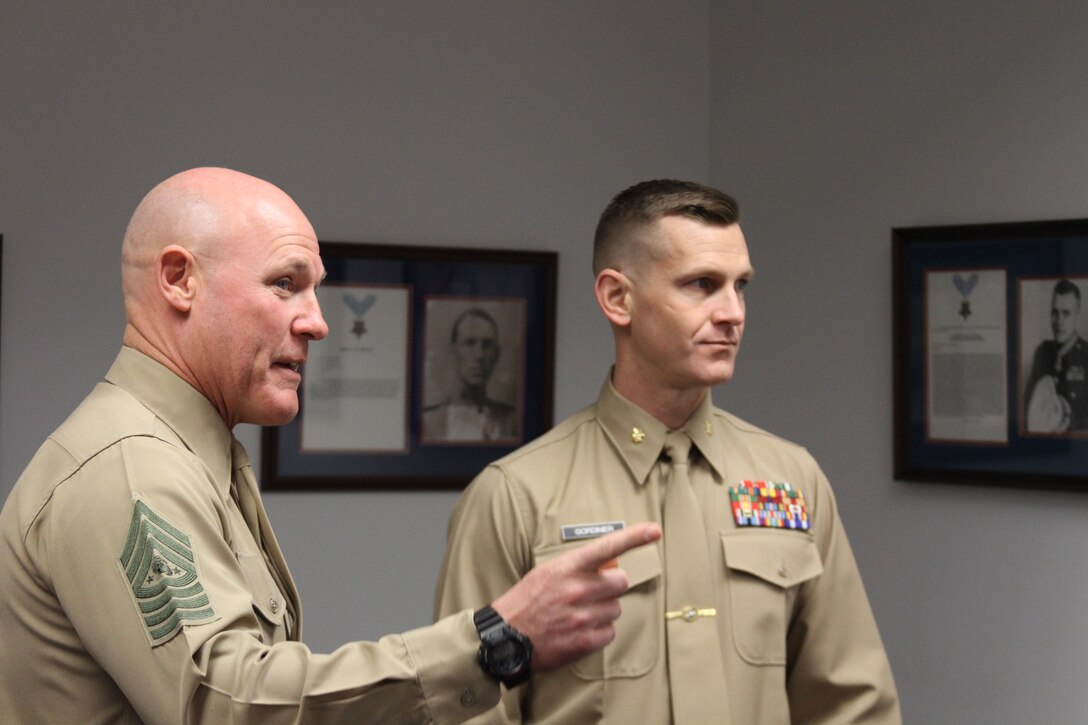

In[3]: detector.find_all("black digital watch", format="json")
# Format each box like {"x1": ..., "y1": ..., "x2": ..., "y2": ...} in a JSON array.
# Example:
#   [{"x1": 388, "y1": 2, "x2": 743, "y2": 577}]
[{"x1": 473, "y1": 605, "x2": 533, "y2": 688}]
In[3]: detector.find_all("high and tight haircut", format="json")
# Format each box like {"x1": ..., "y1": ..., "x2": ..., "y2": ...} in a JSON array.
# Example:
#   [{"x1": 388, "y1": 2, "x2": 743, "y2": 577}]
[
  {"x1": 451, "y1": 307, "x2": 499, "y2": 344},
  {"x1": 592, "y1": 179, "x2": 740, "y2": 275},
  {"x1": 1054, "y1": 279, "x2": 1082, "y2": 306}
]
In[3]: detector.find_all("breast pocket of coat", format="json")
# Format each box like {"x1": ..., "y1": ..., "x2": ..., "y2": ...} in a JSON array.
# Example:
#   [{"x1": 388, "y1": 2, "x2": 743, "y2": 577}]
[
  {"x1": 533, "y1": 540, "x2": 662, "y2": 679},
  {"x1": 235, "y1": 552, "x2": 287, "y2": 644},
  {"x1": 721, "y1": 530, "x2": 823, "y2": 666}
]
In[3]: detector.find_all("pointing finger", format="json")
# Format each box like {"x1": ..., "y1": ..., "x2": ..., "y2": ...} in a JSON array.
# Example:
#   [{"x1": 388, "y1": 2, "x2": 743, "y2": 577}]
[{"x1": 565, "y1": 522, "x2": 661, "y2": 573}]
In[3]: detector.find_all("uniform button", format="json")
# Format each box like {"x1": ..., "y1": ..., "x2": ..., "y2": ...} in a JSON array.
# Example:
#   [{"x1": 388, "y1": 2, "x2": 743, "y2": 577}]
[
  {"x1": 460, "y1": 687, "x2": 478, "y2": 707},
  {"x1": 270, "y1": 598, "x2": 279, "y2": 613},
  {"x1": 777, "y1": 564, "x2": 789, "y2": 579}
]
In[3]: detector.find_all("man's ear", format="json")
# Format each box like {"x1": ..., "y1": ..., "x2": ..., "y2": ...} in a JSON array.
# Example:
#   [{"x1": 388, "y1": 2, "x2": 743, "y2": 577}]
[
  {"x1": 157, "y1": 245, "x2": 198, "y2": 312},
  {"x1": 595, "y1": 269, "x2": 633, "y2": 327}
]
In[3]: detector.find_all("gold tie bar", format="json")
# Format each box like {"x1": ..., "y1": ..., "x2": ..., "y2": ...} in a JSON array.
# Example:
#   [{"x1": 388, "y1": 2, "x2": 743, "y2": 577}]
[{"x1": 665, "y1": 606, "x2": 717, "y2": 622}]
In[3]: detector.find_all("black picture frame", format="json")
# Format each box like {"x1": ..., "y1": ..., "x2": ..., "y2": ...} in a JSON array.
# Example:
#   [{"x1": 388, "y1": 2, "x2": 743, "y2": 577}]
[
  {"x1": 893, "y1": 219, "x2": 1088, "y2": 491},
  {"x1": 262, "y1": 242, "x2": 557, "y2": 490}
]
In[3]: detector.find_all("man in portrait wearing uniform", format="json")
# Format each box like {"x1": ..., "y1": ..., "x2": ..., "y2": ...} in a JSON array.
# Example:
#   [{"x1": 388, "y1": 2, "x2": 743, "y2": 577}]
[
  {"x1": 1025, "y1": 279, "x2": 1088, "y2": 432},
  {"x1": 435, "y1": 179, "x2": 901, "y2": 723},
  {"x1": 0, "y1": 167, "x2": 662, "y2": 724},
  {"x1": 423, "y1": 307, "x2": 519, "y2": 442}
]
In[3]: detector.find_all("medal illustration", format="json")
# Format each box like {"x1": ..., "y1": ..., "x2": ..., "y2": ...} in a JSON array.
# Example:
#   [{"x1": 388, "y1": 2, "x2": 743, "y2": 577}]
[
  {"x1": 343, "y1": 293, "x2": 377, "y2": 338},
  {"x1": 952, "y1": 272, "x2": 978, "y2": 320}
]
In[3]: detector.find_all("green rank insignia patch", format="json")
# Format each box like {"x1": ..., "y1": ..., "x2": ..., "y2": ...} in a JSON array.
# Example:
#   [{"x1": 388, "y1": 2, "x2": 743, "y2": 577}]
[{"x1": 118, "y1": 498, "x2": 218, "y2": 646}]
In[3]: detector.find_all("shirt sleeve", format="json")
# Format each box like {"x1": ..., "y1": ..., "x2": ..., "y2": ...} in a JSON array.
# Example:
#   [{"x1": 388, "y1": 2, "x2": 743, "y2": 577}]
[
  {"x1": 41, "y1": 435, "x2": 500, "y2": 725},
  {"x1": 784, "y1": 464, "x2": 903, "y2": 724},
  {"x1": 433, "y1": 464, "x2": 532, "y2": 725}
]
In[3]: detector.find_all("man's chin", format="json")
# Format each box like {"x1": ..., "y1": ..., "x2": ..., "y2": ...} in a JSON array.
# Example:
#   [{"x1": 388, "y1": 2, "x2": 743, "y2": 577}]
[
  {"x1": 245, "y1": 397, "x2": 300, "y2": 427},
  {"x1": 701, "y1": 362, "x2": 736, "y2": 387},
  {"x1": 706, "y1": 374, "x2": 734, "y2": 388}
]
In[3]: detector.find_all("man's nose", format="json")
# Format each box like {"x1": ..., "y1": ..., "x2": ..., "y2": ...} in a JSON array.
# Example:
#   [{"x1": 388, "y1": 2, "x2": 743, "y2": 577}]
[
  {"x1": 296, "y1": 296, "x2": 329, "y2": 341},
  {"x1": 711, "y1": 289, "x2": 745, "y2": 325}
]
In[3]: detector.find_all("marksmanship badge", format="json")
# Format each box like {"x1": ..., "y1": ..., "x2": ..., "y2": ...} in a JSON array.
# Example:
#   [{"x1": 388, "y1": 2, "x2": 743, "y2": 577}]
[
  {"x1": 118, "y1": 498, "x2": 218, "y2": 646},
  {"x1": 729, "y1": 480, "x2": 810, "y2": 531}
]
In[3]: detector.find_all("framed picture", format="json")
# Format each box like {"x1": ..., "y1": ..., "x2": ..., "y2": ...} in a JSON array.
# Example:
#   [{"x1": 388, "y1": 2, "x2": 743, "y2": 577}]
[
  {"x1": 893, "y1": 219, "x2": 1088, "y2": 491},
  {"x1": 262, "y1": 242, "x2": 557, "y2": 490}
]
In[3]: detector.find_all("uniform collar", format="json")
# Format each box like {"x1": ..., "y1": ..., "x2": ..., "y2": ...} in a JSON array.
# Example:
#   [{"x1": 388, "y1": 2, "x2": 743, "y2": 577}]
[
  {"x1": 596, "y1": 371, "x2": 727, "y2": 486},
  {"x1": 105, "y1": 346, "x2": 235, "y2": 498}
]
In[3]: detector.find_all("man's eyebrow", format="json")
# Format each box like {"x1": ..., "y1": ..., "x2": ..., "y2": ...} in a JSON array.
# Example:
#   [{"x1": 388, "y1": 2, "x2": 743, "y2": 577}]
[
  {"x1": 683, "y1": 265, "x2": 755, "y2": 280},
  {"x1": 279, "y1": 257, "x2": 326, "y2": 284}
]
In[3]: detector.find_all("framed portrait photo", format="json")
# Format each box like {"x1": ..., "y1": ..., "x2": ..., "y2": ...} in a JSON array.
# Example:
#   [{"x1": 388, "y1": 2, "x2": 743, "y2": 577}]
[
  {"x1": 893, "y1": 219, "x2": 1088, "y2": 491},
  {"x1": 262, "y1": 242, "x2": 557, "y2": 491}
]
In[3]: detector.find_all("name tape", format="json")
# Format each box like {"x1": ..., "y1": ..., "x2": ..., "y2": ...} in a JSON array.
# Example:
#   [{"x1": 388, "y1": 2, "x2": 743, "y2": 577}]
[{"x1": 560, "y1": 521, "x2": 625, "y2": 541}]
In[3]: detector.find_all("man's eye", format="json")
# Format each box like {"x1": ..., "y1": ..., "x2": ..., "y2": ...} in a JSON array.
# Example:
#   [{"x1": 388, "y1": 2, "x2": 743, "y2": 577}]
[{"x1": 274, "y1": 278, "x2": 293, "y2": 292}]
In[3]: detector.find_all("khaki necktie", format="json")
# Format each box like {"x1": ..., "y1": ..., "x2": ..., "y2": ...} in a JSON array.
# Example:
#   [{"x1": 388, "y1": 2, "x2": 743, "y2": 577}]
[
  {"x1": 663, "y1": 430, "x2": 730, "y2": 724},
  {"x1": 230, "y1": 438, "x2": 301, "y2": 638}
]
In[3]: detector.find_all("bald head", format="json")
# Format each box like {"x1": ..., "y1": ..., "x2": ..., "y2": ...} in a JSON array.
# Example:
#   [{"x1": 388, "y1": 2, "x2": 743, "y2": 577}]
[
  {"x1": 121, "y1": 168, "x2": 312, "y2": 318},
  {"x1": 119, "y1": 167, "x2": 327, "y2": 427}
]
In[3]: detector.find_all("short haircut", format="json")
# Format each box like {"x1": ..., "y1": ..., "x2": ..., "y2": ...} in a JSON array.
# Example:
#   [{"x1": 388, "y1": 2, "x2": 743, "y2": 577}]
[
  {"x1": 451, "y1": 307, "x2": 499, "y2": 343},
  {"x1": 1053, "y1": 279, "x2": 1081, "y2": 306},
  {"x1": 592, "y1": 179, "x2": 739, "y2": 275}
]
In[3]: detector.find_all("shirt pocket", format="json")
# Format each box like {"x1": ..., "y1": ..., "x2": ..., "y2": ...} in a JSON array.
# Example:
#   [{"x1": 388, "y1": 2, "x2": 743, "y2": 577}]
[
  {"x1": 721, "y1": 530, "x2": 823, "y2": 666},
  {"x1": 533, "y1": 539, "x2": 662, "y2": 680},
  {"x1": 235, "y1": 551, "x2": 287, "y2": 643}
]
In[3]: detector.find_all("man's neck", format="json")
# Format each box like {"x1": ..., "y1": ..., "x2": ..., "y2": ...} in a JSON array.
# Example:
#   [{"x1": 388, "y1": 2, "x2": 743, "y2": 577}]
[
  {"x1": 456, "y1": 383, "x2": 488, "y2": 408},
  {"x1": 610, "y1": 364, "x2": 709, "y2": 431}
]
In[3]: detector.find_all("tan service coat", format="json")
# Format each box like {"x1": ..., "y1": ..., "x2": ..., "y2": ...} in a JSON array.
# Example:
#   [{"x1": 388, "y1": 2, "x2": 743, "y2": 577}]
[
  {"x1": 435, "y1": 376, "x2": 901, "y2": 724},
  {"x1": 0, "y1": 347, "x2": 498, "y2": 724}
]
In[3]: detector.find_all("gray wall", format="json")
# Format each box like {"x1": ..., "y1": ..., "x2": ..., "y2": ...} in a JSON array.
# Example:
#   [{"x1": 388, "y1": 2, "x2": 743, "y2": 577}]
[
  {"x1": 2, "y1": 3, "x2": 1086, "y2": 723},
  {"x1": 708, "y1": 4, "x2": 1088, "y2": 724}
]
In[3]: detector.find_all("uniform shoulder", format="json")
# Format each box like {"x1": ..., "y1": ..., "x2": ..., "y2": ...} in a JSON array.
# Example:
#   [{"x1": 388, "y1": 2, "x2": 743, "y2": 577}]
[
  {"x1": 50, "y1": 381, "x2": 169, "y2": 463},
  {"x1": 487, "y1": 403, "x2": 598, "y2": 467},
  {"x1": 712, "y1": 406, "x2": 817, "y2": 461},
  {"x1": 7, "y1": 383, "x2": 198, "y2": 542}
]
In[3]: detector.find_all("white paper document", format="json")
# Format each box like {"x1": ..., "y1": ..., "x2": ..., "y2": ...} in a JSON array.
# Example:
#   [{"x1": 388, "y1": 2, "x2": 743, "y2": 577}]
[
  {"x1": 924, "y1": 269, "x2": 1008, "y2": 443},
  {"x1": 302, "y1": 284, "x2": 411, "y2": 453}
]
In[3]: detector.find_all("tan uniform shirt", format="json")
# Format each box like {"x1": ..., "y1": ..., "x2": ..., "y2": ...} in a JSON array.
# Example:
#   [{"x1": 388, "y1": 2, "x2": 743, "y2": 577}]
[
  {"x1": 435, "y1": 376, "x2": 901, "y2": 724},
  {"x1": 0, "y1": 347, "x2": 499, "y2": 724}
]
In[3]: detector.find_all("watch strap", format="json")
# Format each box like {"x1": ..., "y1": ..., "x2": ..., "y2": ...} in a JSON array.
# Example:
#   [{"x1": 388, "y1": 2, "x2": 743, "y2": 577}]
[{"x1": 473, "y1": 605, "x2": 505, "y2": 637}]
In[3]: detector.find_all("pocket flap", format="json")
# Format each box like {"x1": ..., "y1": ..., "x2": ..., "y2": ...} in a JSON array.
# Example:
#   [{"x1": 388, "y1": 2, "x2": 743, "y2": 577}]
[
  {"x1": 237, "y1": 552, "x2": 285, "y2": 626},
  {"x1": 721, "y1": 530, "x2": 822, "y2": 588},
  {"x1": 617, "y1": 541, "x2": 662, "y2": 588}
]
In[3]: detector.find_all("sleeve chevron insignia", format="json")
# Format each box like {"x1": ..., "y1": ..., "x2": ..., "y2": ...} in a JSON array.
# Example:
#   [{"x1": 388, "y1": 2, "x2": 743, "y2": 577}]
[{"x1": 117, "y1": 498, "x2": 219, "y2": 646}]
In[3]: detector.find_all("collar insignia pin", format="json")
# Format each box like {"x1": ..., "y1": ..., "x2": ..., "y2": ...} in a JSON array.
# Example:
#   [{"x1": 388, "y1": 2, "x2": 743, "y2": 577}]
[{"x1": 630, "y1": 427, "x2": 646, "y2": 444}]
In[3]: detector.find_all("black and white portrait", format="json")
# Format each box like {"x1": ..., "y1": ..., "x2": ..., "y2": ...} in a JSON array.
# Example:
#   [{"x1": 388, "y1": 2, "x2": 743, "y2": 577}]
[
  {"x1": 420, "y1": 299, "x2": 524, "y2": 443},
  {"x1": 1021, "y1": 277, "x2": 1088, "y2": 434}
]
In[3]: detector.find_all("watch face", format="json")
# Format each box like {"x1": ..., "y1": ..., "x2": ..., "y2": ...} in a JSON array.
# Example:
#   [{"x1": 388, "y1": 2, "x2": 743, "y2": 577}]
[{"x1": 491, "y1": 639, "x2": 526, "y2": 674}]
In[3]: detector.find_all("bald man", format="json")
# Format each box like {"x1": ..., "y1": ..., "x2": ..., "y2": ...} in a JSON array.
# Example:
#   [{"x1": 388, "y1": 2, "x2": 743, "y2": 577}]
[{"x1": 0, "y1": 168, "x2": 660, "y2": 724}]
